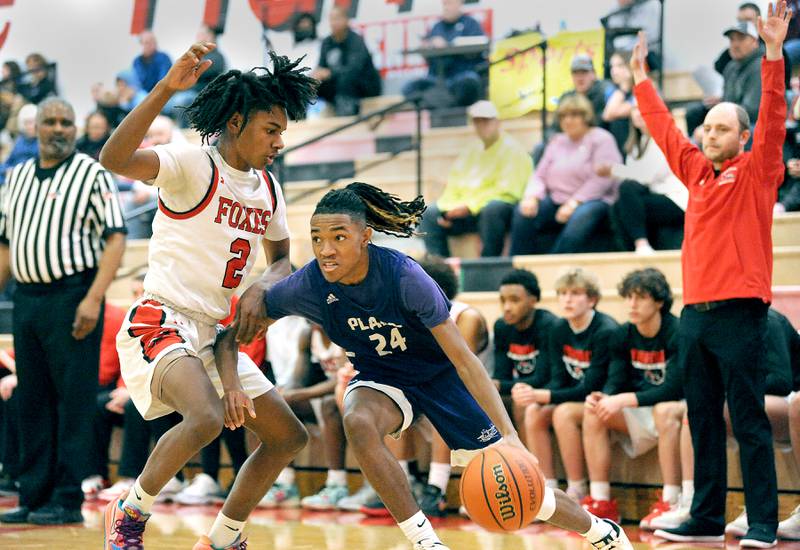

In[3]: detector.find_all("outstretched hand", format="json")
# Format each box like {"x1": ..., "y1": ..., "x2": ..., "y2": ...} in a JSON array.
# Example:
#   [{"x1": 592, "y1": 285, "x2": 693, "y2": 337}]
[
  {"x1": 162, "y1": 42, "x2": 216, "y2": 92},
  {"x1": 630, "y1": 31, "x2": 649, "y2": 85},
  {"x1": 757, "y1": 1, "x2": 793, "y2": 50}
]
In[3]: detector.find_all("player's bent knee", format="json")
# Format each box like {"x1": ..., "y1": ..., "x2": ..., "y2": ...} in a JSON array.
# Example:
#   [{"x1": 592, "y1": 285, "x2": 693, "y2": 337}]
[
  {"x1": 342, "y1": 409, "x2": 382, "y2": 444},
  {"x1": 282, "y1": 421, "x2": 310, "y2": 455},
  {"x1": 185, "y1": 407, "x2": 225, "y2": 446}
]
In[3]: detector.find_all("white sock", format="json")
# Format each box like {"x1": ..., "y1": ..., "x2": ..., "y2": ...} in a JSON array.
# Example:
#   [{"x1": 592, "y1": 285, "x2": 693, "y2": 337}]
[
  {"x1": 544, "y1": 478, "x2": 559, "y2": 489},
  {"x1": 567, "y1": 478, "x2": 587, "y2": 495},
  {"x1": 123, "y1": 478, "x2": 156, "y2": 515},
  {"x1": 326, "y1": 469, "x2": 347, "y2": 487},
  {"x1": 582, "y1": 513, "x2": 614, "y2": 541},
  {"x1": 398, "y1": 460, "x2": 410, "y2": 477},
  {"x1": 208, "y1": 512, "x2": 245, "y2": 548},
  {"x1": 398, "y1": 510, "x2": 441, "y2": 546},
  {"x1": 662, "y1": 484, "x2": 681, "y2": 504},
  {"x1": 427, "y1": 462, "x2": 451, "y2": 494},
  {"x1": 276, "y1": 467, "x2": 295, "y2": 486},
  {"x1": 590, "y1": 481, "x2": 611, "y2": 501},
  {"x1": 681, "y1": 480, "x2": 694, "y2": 506}
]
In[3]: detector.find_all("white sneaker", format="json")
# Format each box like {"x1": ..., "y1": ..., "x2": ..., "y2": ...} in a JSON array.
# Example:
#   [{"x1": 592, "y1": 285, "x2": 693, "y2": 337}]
[
  {"x1": 155, "y1": 476, "x2": 186, "y2": 503},
  {"x1": 96, "y1": 478, "x2": 134, "y2": 502},
  {"x1": 413, "y1": 541, "x2": 450, "y2": 550},
  {"x1": 778, "y1": 505, "x2": 800, "y2": 540},
  {"x1": 587, "y1": 519, "x2": 634, "y2": 550},
  {"x1": 726, "y1": 509, "x2": 749, "y2": 537},
  {"x1": 649, "y1": 503, "x2": 691, "y2": 530},
  {"x1": 257, "y1": 482, "x2": 300, "y2": 508},
  {"x1": 175, "y1": 473, "x2": 226, "y2": 505},
  {"x1": 337, "y1": 482, "x2": 377, "y2": 512},
  {"x1": 301, "y1": 484, "x2": 349, "y2": 510},
  {"x1": 81, "y1": 475, "x2": 105, "y2": 499}
]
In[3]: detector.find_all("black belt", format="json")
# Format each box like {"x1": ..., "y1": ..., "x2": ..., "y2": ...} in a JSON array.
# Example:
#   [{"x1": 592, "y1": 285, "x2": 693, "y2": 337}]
[{"x1": 687, "y1": 298, "x2": 746, "y2": 312}]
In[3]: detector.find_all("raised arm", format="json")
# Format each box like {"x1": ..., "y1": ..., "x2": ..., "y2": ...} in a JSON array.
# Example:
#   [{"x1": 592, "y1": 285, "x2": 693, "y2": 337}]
[
  {"x1": 100, "y1": 42, "x2": 216, "y2": 181},
  {"x1": 751, "y1": 1, "x2": 792, "y2": 184}
]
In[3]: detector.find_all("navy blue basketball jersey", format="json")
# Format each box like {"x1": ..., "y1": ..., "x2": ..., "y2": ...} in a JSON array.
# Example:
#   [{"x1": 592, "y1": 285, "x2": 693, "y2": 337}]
[{"x1": 267, "y1": 245, "x2": 454, "y2": 386}]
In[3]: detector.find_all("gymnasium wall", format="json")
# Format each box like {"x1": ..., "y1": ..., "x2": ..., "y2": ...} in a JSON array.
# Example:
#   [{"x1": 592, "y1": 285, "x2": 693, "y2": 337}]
[{"x1": 0, "y1": 0, "x2": 762, "y2": 120}]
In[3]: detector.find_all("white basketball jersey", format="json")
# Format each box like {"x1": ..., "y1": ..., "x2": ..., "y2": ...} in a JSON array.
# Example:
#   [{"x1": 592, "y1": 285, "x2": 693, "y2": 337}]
[{"x1": 144, "y1": 144, "x2": 289, "y2": 323}]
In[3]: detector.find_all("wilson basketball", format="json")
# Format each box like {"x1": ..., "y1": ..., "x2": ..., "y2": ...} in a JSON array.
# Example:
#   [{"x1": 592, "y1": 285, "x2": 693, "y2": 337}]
[{"x1": 459, "y1": 445, "x2": 545, "y2": 532}]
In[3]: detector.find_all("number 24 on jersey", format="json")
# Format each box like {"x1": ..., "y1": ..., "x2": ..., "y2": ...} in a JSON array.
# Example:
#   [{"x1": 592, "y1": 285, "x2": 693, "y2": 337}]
[{"x1": 369, "y1": 328, "x2": 407, "y2": 356}]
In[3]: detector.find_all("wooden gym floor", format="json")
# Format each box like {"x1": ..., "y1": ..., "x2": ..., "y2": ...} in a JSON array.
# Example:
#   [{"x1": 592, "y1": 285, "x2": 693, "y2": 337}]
[{"x1": 1, "y1": 495, "x2": 800, "y2": 549}]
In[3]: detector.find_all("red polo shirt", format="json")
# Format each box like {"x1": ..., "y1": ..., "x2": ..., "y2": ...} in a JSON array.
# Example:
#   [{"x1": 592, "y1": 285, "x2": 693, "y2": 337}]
[{"x1": 634, "y1": 58, "x2": 786, "y2": 304}]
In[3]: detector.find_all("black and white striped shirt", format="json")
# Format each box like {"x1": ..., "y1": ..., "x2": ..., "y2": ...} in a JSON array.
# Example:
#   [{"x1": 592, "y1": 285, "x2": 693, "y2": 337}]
[{"x1": 0, "y1": 152, "x2": 127, "y2": 284}]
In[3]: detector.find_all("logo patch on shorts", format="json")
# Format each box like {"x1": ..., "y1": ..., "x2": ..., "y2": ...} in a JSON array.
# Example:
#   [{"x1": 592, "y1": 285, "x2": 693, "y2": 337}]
[{"x1": 478, "y1": 424, "x2": 499, "y2": 443}]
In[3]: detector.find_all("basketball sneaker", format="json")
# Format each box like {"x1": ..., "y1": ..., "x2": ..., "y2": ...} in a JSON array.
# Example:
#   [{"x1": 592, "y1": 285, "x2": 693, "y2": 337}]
[
  {"x1": 300, "y1": 484, "x2": 349, "y2": 510},
  {"x1": 359, "y1": 492, "x2": 392, "y2": 518},
  {"x1": 98, "y1": 478, "x2": 135, "y2": 502},
  {"x1": 587, "y1": 519, "x2": 634, "y2": 550},
  {"x1": 419, "y1": 485, "x2": 448, "y2": 517},
  {"x1": 639, "y1": 497, "x2": 677, "y2": 530},
  {"x1": 257, "y1": 482, "x2": 299, "y2": 508},
  {"x1": 648, "y1": 500, "x2": 691, "y2": 530},
  {"x1": 104, "y1": 492, "x2": 150, "y2": 550},
  {"x1": 412, "y1": 540, "x2": 450, "y2": 550},
  {"x1": 726, "y1": 509, "x2": 749, "y2": 537},
  {"x1": 81, "y1": 475, "x2": 106, "y2": 500},
  {"x1": 192, "y1": 534, "x2": 248, "y2": 549},
  {"x1": 582, "y1": 496, "x2": 621, "y2": 523},
  {"x1": 155, "y1": 476, "x2": 186, "y2": 503},
  {"x1": 337, "y1": 482, "x2": 377, "y2": 512},
  {"x1": 778, "y1": 505, "x2": 800, "y2": 540},
  {"x1": 176, "y1": 473, "x2": 226, "y2": 505},
  {"x1": 654, "y1": 518, "x2": 725, "y2": 543},
  {"x1": 740, "y1": 526, "x2": 777, "y2": 548}
]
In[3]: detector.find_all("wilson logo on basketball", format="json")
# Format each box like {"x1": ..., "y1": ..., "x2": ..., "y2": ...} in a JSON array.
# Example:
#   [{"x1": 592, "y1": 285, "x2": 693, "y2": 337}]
[{"x1": 491, "y1": 463, "x2": 516, "y2": 522}]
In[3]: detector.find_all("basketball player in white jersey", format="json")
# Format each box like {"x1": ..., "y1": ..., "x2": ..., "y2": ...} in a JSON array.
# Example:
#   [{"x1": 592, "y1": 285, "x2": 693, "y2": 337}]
[{"x1": 99, "y1": 41, "x2": 317, "y2": 550}]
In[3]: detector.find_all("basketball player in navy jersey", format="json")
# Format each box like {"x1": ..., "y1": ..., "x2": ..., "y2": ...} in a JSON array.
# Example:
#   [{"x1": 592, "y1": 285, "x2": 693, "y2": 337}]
[{"x1": 221, "y1": 182, "x2": 633, "y2": 550}]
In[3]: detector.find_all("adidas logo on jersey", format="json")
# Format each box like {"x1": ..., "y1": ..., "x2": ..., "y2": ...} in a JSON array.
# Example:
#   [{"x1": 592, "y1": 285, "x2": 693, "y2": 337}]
[{"x1": 326, "y1": 293, "x2": 339, "y2": 304}]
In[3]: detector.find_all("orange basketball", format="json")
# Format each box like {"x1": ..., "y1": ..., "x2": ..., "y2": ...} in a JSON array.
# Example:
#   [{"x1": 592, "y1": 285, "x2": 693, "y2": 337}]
[{"x1": 459, "y1": 444, "x2": 545, "y2": 532}]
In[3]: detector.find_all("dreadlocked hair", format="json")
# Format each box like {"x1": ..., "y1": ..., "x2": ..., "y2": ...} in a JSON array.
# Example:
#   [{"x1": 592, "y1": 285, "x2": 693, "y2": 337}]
[
  {"x1": 313, "y1": 182, "x2": 427, "y2": 238},
  {"x1": 183, "y1": 51, "x2": 318, "y2": 144}
]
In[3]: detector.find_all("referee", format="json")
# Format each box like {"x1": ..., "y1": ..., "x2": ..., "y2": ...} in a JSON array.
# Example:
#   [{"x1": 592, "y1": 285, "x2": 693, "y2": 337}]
[
  {"x1": 631, "y1": 3, "x2": 791, "y2": 547},
  {"x1": 0, "y1": 97, "x2": 126, "y2": 525}
]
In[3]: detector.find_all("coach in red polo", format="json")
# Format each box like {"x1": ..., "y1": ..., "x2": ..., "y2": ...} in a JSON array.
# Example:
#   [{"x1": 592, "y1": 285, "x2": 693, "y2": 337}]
[{"x1": 630, "y1": 2, "x2": 791, "y2": 547}]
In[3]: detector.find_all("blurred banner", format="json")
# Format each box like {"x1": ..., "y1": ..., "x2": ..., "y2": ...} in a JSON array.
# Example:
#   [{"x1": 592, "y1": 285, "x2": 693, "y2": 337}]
[{"x1": 489, "y1": 28, "x2": 605, "y2": 119}]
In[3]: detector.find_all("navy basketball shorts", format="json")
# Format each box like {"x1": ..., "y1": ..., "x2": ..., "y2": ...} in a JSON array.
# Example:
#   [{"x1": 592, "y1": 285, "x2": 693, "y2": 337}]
[{"x1": 343, "y1": 366, "x2": 504, "y2": 466}]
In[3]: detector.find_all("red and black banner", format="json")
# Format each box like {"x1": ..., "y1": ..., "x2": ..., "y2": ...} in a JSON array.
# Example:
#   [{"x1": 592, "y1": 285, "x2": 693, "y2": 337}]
[
  {"x1": 248, "y1": 0, "x2": 358, "y2": 31},
  {"x1": 203, "y1": 0, "x2": 230, "y2": 33},
  {"x1": 130, "y1": 0, "x2": 157, "y2": 34}
]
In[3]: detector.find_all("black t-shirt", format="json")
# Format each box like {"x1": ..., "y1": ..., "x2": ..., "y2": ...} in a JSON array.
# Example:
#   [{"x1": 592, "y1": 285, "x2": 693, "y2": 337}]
[
  {"x1": 547, "y1": 310, "x2": 619, "y2": 404},
  {"x1": 603, "y1": 313, "x2": 681, "y2": 406},
  {"x1": 764, "y1": 308, "x2": 800, "y2": 395},
  {"x1": 492, "y1": 308, "x2": 558, "y2": 395}
]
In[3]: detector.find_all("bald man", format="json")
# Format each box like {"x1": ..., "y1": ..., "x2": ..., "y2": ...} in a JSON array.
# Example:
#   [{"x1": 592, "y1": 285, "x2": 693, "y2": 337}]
[{"x1": 629, "y1": 3, "x2": 792, "y2": 547}]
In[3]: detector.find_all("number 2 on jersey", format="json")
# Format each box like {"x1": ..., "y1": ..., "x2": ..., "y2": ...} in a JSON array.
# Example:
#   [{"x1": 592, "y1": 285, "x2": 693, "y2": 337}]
[
  {"x1": 222, "y1": 238, "x2": 251, "y2": 289},
  {"x1": 369, "y1": 328, "x2": 407, "y2": 356}
]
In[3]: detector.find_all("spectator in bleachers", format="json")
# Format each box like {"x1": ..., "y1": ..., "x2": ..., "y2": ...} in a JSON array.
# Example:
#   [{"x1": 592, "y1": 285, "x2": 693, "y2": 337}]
[
  {"x1": 603, "y1": 0, "x2": 662, "y2": 62},
  {"x1": 603, "y1": 51, "x2": 635, "y2": 152},
  {"x1": 581, "y1": 268, "x2": 681, "y2": 523},
  {"x1": 19, "y1": 53, "x2": 56, "y2": 105},
  {"x1": 494, "y1": 268, "x2": 557, "y2": 447},
  {"x1": 775, "y1": 158, "x2": 800, "y2": 213},
  {"x1": 514, "y1": 268, "x2": 618, "y2": 501},
  {"x1": 76, "y1": 111, "x2": 111, "y2": 161},
  {"x1": 132, "y1": 30, "x2": 171, "y2": 94},
  {"x1": 510, "y1": 94, "x2": 621, "y2": 255},
  {"x1": 291, "y1": 12, "x2": 321, "y2": 69},
  {"x1": 311, "y1": 6, "x2": 381, "y2": 116},
  {"x1": 419, "y1": 100, "x2": 532, "y2": 258},
  {"x1": 783, "y1": 0, "x2": 800, "y2": 66},
  {"x1": 686, "y1": 21, "x2": 763, "y2": 138},
  {"x1": 0, "y1": 103, "x2": 37, "y2": 184},
  {"x1": 786, "y1": 391, "x2": 800, "y2": 538},
  {"x1": 558, "y1": 55, "x2": 616, "y2": 132},
  {"x1": 1, "y1": 61, "x2": 21, "y2": 91},
  {"x1": 647, "y1": 308, "x2": 800, "y2": 539},
  {"x1": 92, "y1": 70, "x2": 147, "y2": 128},
  {"x1": 401, "y1": 0, "x2": 486, "y2": 108},
  {"x1": 603, "y1": 103, "x2": 687, "y2": 253},
  {"x1": 417, "y1": 258, "x2": 489, "y2": 517}
]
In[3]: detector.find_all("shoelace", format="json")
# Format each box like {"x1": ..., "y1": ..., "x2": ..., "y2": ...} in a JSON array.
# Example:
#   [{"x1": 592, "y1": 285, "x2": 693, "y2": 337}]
[{"x1": 115, "y1": 516, "x2": 146, "y2": 549}]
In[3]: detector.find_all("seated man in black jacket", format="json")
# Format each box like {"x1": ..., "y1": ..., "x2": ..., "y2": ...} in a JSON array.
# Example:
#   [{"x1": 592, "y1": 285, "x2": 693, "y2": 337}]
[{"x1": 311, "y1": 6, "x2": 382, "y2": 116}]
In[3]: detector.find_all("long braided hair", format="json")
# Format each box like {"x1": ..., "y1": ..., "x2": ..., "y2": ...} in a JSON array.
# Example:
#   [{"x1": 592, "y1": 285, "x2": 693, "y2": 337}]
[
  {"x1": 313, "y1": 182, "x2": 426, "y2": 238},
  {"x1": 183, "y1": 51, "x2": 318, "y2": 144}
]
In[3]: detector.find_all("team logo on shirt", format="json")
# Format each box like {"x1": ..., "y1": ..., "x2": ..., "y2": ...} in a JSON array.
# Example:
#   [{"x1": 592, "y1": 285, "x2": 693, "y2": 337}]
[
  {"x1": 562, "y1": 345, "x2": 591, "y2": 380},
  {"x1": 718, "y1": 166, "x2": 738, "y2": 186},
  {"x1": 507, "y1": 343, "x2": 539, "y2": 375},
  {"x1": 630, "y1": 349, "x2": 667, "y2": 385},
  {"x1": 213, "y1": 197, "x2": 272, "y2": 235}
]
